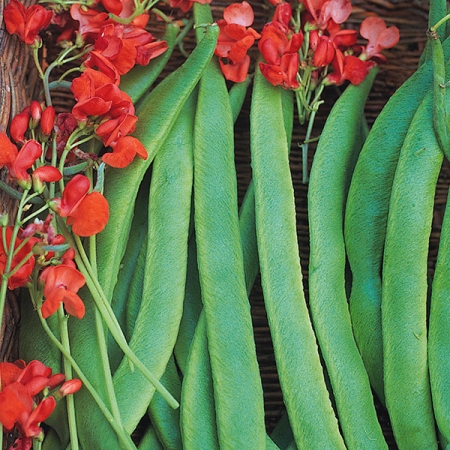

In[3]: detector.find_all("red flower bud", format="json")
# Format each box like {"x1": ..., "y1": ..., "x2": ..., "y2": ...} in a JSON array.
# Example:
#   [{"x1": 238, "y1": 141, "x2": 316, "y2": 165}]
[
  {"x1": 40, "y1": 106, "x2": 56, "y2": 136},
  {"x1": 10, "y1": 110, "x2": 31, "y2": 143},
  {"x1": 59, "y1": 378, "x2": 82, "y2": 396}
]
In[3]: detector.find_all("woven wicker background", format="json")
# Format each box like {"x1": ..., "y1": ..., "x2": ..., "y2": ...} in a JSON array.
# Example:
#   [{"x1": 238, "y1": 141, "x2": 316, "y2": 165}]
[
  {"x1": 0, "y1": 0, "x2": 38, "y2": 363},
  {"x1": 0, "y1": 0, "x2": 438, "y2": 447}
]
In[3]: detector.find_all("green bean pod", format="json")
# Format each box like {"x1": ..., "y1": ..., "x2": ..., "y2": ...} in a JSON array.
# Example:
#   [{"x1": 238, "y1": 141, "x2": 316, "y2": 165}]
[
  {"x1": 137, "y1": 425, "x2": 164, "y2": 450},
  {"x1": 429, "y1": 188, "x2": 450, "y2": 444},
  {"x1": 382, "y1": 91, "x2": 440, "y2": 449},
  {"x1": 96, "y1": 23, "x2": 218, "y2": 303},
  {"x1": 180, "y1": 311, "x2": 220, "y2": 450},
  {"x1": 112, "y1": 91, "x2": 195, "y2": 433},
  {"x1": 108, "y1": 172, "x2": 150, "y2": 371},
  {"x1": 344, "y1": 48, "x2": 446, "y2": 402},
  {"x1": 308, "y1": 68, "x2": 387, "y2": 449},
  {"x1": 147, "y1": 356, "x2": 183, "y2": 449},
  {"x1": 192, "y1": 58, "x2": 266, "y2": 448},
  {"x1": 250, "y1": 66, "x2": 345, "y2": 449}
]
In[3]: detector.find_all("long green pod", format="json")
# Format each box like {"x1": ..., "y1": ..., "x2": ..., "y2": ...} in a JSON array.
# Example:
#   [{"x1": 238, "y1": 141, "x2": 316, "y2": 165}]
[
  {"x1": 344, "y1": 45, "x2": 448, "y2": 402},
  {"x1": 172, "y1": 236, "x2": 202, "y2": 376},
  {"x1": 250, "y1": 66, "x2": 345, "y2": 449},
  {"x1": 96, "y1": 23, "x2": 218, "y2": 302},
  {"x1": 147, "y1": 356, "x2": 183, "y2": 450},
  {"x1": 180, "y1": 311, "x2": 220, "y2": 450},
  {"x1": 112, "y1": 92, "x2": 195, "y2": 433},
  {"x1": 173, "y1": 78, "x2": 252, "y2": 374},
  {"x1": 193, "y1": 58, "x2": 266, "y2": 449},
  {"x1": 120, "y1": 22, "x2": 180, "y2": 105},
  {"x1": 137, "y1": 425, "x2": 164, "y2": 450},
  {"x1": 308, "y1": 68, "x2": 387, "y2": 449},
  {"x1": 430, "y1": 26, "x2": 450, "y2": 158},
  {"x1": 108, "y1": 171, "x2": 150, "y2": 371},
  {"x1": 382, "y1": 91, "x2": 440, "y2": 450},
  {"x1": 429, "y1": 188, "x2": 450, "y2": 444}
]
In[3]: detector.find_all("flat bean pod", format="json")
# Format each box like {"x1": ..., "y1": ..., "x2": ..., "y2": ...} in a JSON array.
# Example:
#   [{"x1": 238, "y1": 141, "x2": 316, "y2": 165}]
[
  {"x1": 180, "y1": 312, "x2": 220, "y2": 450},
  {"x1": 250, "y1": 66, "x2": 345, "y2": 449},
  {"x1": 112, "y1": 92, "x2": 195, "y2": 433},
  {"x1": 147, "y1": 356, "x2": 183, "y2": 449},
  {"x1": 96, "y1": 23, "x2": 218, "y2": 302},
  {"x1": 344, "y1": 43, "x2": 448, "y2": 401},
  {"x1": 308, "y1": 68, "x2": 387, "y2": 449},
  {"x1": 193, "y1": 58, "x2": 266, "y2": 448},
  {"x1": 429, "y1": 188, "x2": 450, "y2": 444},
  {"x1": 382, "y1": 91, "x2": 440, "y2": 449}
]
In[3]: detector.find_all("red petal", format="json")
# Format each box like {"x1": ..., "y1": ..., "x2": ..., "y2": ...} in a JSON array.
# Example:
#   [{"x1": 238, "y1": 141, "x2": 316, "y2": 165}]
[
  {"x1": 23, "y1": 397, "x2": 56, "y2": 438},
  {"x1": 0, "y1": 362, "x2": 22, "y2": 387},
  {"x1": 219, "y1": 56, "x2": 250, "y2": 83},
  {"x1": 0, "y1": 131, "x2": 18, "y2": 167},
  {"x1": 58, "y1": 174, "x2": 91, "y2": 217},
  {"x1": 0, "y1": 382, "x2": 33, "y2": 431},
  {"x1": 102, "y1": 135, "x2": 147, "y2": 168},
  {"x1": 66, "y1": 192, "x2": 109, "y2": 237},
  {"x1": 223, "y1": 1, "x2": 254, "y2": 27}
]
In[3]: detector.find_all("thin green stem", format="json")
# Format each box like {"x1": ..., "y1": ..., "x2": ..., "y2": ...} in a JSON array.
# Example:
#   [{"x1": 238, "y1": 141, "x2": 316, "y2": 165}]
[
  {"x1": 36, "y1": 310, "x2": 137, "y2": 450},
  {"x1": 57, "y1": 220, "x2": 179, "y2": 408},
  {"x1": 57, "y1": 307, "x2": 79, "y2": 450},
  {"x1": 432, "y1": 12, "x2": 450, "y2": 32}
]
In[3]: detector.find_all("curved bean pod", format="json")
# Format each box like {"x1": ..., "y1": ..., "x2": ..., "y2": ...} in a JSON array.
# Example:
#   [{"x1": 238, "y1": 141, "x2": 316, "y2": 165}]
[
  {"x1": 112, "y1": 92, "x2": 195, "y2": 433},
  {"x1": 382, "y1": 91, "x2": 440, "y2": 449},
  {"x1": 429, "y1": 188, "x2": 450, "y2": 444},
  {"x1": 308, "y1": 67, "x2": 387, "y2": 449},
  {"x1": 250, "y1": 66, "x2": 345, "y2": 449},
  {"x1": 192, "y1": 57, "x2": 266, "y2": 448},
  {"x1": 96, "y1": 23, "x2": 218, "y2": 302},
  {"x1": 344, "y1": 46, "x2": 447, "y2": 402}
]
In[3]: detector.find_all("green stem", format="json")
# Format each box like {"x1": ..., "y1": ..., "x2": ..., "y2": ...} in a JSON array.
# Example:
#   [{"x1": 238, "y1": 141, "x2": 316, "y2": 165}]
[
  {"x1": 56, "y1": 220, "x2": 179, "y2": 409},
  {"x1": 36, "y1": 310, "x2": 137, "y2": 450},
  {"x1": 89, "y1": 234, "x2": 124, "y2": 432},
  {"x1": 57, "y1": 307, "x2": 79, "y2": 450}
]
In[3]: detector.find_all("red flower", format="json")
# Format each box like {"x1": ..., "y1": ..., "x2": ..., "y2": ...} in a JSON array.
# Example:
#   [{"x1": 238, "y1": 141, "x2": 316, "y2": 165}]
[
  {"x1": 0, "y1": 227, "x2": 36, "y2": 290},
  {"x1": 326, "y1": 49, "x2": 375, "y2": 85},
  {"x1": 259, "y1": 52, "x2": 300, "y2": 89},
  {"x1": 303, "y1": 0, "x2": 352, "y2": 30},
  {"x1": 40, "y1": 264, "x2": 86, "y2": 319},
  {"x1": 360, "y1": 17, "x2": 400, "y2": 62},
  {"x1": 4, "y1": 0, "x2": 52, "y2": 45},
  {"x1": 258, "y1": 17, "x2": 302, "y2": 89},
  {"x1": 50, "y1": 174, "x2": 109, "y2": 236},
  {"x1": 32, "y1": 166, "x2": 62, "y2": 193},
  {"x1": 40, "y1": 106, "x2": 56, "y2": 136},
  {"x1": 84, "y1": 23, "x2": 168, "y2": 77},
  {"x1": 6, "y1": 140, "x2": 43, "y2": 189},
  {"x1": 102, "y1": 135, "x2": 148, "y2": 168},
  {"x1": 0, "y1": 359, "x2": 77, "y2": 445},
  {"x1": 215, "y1": 2, "x2": 260, "y2": 82}
]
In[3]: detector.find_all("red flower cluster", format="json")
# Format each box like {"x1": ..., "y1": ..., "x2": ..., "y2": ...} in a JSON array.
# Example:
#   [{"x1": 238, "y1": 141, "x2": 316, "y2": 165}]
[
  {"x1": 214, "y1": 2, "x2": 261, "y2": 83},
  {"x1": 215, "y1": 0, "x2": 400, "y2": 88},
  {"x1": 0, "y1": 360, "x2": 81, "y2": 449},
  {"x1": 258, "y1": 3, "x2": 303, "y2": 89},
  {"x1": 70, "y1": 68, "x2": 148, "y2": 167},
  {"x1": 0, "y1": 218, "x2": 87, "y2": 319},
  {"x1": 3, "y1": 0, "x2": 52, "y2": 45},
  {"x1": 169, "y1": 0, "x2": 211, "y2": 13}
]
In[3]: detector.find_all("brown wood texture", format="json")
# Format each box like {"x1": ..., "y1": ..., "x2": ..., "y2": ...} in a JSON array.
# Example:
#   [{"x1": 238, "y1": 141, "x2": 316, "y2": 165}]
[{"x1": 0, "y1": 0, "x2": 38, "y2": 363}]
